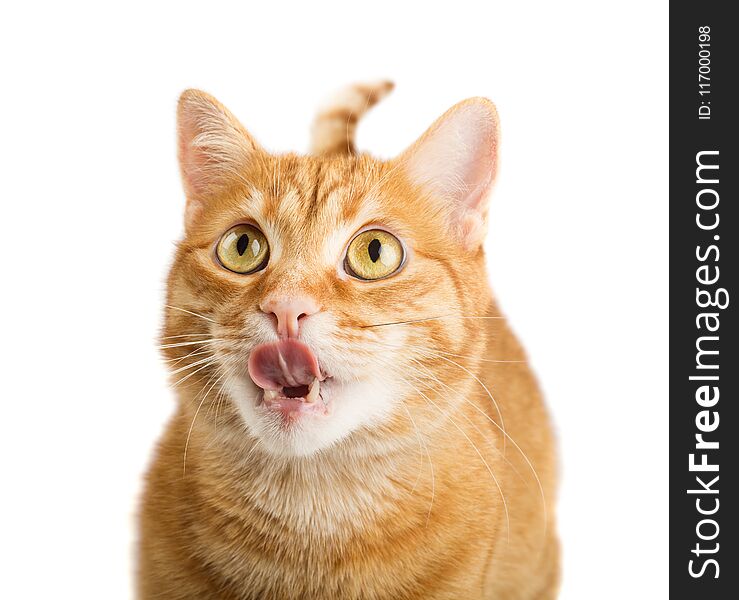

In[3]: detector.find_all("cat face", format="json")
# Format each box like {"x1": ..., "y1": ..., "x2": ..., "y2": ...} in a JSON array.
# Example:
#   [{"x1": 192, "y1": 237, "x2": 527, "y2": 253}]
[{"x1": 163, "y1": 90, "x2": 499, "y2": 457}]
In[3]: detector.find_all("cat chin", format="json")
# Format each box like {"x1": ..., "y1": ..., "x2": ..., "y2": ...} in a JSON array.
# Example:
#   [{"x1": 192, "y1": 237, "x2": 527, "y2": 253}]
[{"x1": 225, "y1": 376, "x2": 398, "y2": 458}]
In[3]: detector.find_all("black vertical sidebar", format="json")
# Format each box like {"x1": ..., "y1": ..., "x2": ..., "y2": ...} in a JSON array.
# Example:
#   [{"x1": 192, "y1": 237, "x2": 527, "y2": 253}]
[{"x1": 670, "y1": 3, "x2": 736, "y2": 598}]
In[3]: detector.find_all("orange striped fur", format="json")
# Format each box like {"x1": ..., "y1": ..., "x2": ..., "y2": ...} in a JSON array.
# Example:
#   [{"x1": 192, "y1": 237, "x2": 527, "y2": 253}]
[
  {"x1": 138, "y1": 83, "x2": 559, "y2": 599},
  {"x1": 311, "y1": 80, "x2": 394, "y2": 156}
]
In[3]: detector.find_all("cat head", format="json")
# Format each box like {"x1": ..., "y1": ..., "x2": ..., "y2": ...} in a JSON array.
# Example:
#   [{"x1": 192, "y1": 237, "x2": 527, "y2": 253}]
[{"x1": 163, "y1": 84, "x2": 499, "y2": 457}]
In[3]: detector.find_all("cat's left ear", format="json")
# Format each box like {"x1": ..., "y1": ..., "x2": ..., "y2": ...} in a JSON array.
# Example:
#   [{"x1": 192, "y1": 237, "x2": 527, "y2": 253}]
[
  {"x1": 177, "y1": 89, "x2": 265, "y2": 230},
  {"x1": 396, "y1": 98, "x2": 499, "y2": 250}
]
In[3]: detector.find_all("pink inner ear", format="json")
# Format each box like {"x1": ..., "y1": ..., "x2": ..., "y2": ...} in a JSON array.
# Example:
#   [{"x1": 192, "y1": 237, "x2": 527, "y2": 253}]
[
  {"x1": 176, "y1": 91, "x2": 261, "y2": 208},
  {"x1": 404, "y1": 99, "x2": 498, "y2": 212},
  {"x1": 457, "y1": 110, "x2": 497, "y2": 212},
  {"x1": 177, "y1": 97, "x2": 225, "y2": 200},
  {"x1": 178, "y1": 129, "x2": 203, "y2": 198},
  {"x1": 178, "y1": 100, "x2": 208, "y2": 200},
  {"x1": 400, "y1": 99, "x2": 498, "y2": 247}
]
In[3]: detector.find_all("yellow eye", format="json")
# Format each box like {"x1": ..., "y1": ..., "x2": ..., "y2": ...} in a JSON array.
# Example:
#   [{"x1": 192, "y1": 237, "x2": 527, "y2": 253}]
[
  {"x1": 345, "y1": 229, "x2": 404, "y2": 280},
  {"x1": 216, "y1": 224, "x2": 269, "y2": 274}
]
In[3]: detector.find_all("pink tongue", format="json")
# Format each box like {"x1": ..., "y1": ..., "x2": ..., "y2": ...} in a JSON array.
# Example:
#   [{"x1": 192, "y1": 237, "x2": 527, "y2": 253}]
[{"x1": 247, "y1": 339, "x2": 322, "y2": 391}]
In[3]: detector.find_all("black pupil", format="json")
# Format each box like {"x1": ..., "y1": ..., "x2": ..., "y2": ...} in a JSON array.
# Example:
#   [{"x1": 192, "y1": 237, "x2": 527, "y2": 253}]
[
  {"x1": 368, "y1": 238, "x2": 382, "y2": 263},
  {"x1": 236, "y1": 234, "x2": 249, "y2": 256}
]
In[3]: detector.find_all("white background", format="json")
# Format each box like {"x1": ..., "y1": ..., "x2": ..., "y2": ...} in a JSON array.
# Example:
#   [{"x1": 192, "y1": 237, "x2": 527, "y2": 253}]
[{"x1": 1, "y1": 2, "x2": 668, "y2": 598}]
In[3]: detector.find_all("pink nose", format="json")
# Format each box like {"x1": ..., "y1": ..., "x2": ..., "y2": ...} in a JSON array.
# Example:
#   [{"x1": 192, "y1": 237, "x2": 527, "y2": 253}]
[{"x1": 260, "y1": 296, "x2": 321, "y2": 339}]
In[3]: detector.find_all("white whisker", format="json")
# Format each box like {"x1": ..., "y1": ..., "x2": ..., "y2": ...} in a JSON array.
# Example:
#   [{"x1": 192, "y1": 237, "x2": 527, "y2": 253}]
[
  {"x1": 165, "y1": 304, "x2": 217, "y2": 324},
  {"x1": 164, "y1": 347, "x2": 214, "y2": 366},
  {"x1": 399, "y1": 400, "x2": 435, "y2": 525},
  {"x1": 184, "y1": 369, "x2": 227, "y2": 474},
  {"x1": 361, "y1": 314, "x2": 504, "y2": 328},
  {"x1": 159, "y1": 339, "x2": 223, "y2": 350},
  {"x1": 169, "y1": 355, "x2": 218, "y2": 376},
  {"x1": 160, "y1": 333, "x2": 216, "y2": 340},
  {"x1": 403, "y1": 378, "x2": 510, "y2": 542},
  {"x1": 404, "y1": 355, "x2": 549, "y2": 542},
  {"x1": 170, "y1": 359, "x2": 217, "y2": 389}
]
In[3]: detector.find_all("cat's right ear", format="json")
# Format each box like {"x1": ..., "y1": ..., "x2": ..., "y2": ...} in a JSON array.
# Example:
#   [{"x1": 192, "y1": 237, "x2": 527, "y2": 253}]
[
  {"x1": 395, "y1": 98, "x2": 499, "y2": 250},
  {"x1": 177, "y1": 89, "x2": 264, "y2": 229}
]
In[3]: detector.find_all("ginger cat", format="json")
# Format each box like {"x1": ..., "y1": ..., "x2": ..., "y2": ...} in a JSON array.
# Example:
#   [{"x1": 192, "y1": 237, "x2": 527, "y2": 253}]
[{"x1": 138, "y1": 81, "x2": 559, "y2": 599}]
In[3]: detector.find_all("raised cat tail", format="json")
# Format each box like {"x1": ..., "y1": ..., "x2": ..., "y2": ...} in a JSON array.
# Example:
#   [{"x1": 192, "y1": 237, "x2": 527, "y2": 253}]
[{"x1": 310, "y1": 80, "x2": 394, "y2": 156}]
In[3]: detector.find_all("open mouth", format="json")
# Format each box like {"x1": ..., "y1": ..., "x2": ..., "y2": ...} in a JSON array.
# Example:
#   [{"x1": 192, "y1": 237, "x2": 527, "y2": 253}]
[{"x1": 248, "y1": 339, "x2": 330, "y2": 418}]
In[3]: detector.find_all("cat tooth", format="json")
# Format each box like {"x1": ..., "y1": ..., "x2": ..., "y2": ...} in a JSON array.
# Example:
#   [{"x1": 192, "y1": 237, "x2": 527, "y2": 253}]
[
  {"x1": 263, "y1": 389, "x2": 279, "y2": 403},
  {"x1": 305, "y1": 378, "x2": 320, "y2": 404}
]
